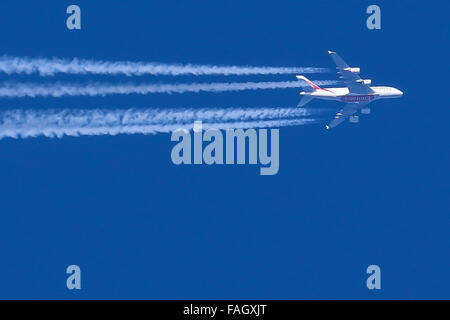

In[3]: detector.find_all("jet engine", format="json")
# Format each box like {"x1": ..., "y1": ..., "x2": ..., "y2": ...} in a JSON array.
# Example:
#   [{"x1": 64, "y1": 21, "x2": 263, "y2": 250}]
[
  {"x1": 357, "y1": 79, "x2": 372, "y2": 85},
  {"x1": 349, "y1": 115, "x2": 359, "y2": 123},
  {"x1": 361, "y1": 107, "x2": 371, "y2": 114},
  {"x1": 344, "y1": 67, "x2": 360, "y2": 74}
]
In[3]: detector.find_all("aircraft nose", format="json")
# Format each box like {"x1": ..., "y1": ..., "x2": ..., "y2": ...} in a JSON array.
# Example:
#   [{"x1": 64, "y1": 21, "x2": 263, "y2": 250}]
[{"x1": 397, "y1": 89, "x2": 403, "y2": 96}]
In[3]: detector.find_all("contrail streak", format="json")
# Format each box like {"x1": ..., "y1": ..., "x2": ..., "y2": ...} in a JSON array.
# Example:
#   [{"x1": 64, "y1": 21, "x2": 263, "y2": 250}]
[
  {"x1": 0, "y1": 107, "x2": 322, "y2": 139},
  {"x1": 0, "y1": 80, "x2": 340, "y2": 98},
  {"x1": 0, "y1": 55, "x2": 330, "y2": 76}
]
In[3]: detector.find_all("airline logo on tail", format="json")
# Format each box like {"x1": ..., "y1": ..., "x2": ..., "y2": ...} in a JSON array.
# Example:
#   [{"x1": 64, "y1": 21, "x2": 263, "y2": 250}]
[{"x1": 296, "y1": 75, "x2": 333, "y2": 93}]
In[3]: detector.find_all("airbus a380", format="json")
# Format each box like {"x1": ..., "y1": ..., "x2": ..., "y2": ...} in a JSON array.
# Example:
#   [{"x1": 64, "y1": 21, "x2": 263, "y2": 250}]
[{"x1": 296, "y1": 51, "x2": 403, "y2": 129}]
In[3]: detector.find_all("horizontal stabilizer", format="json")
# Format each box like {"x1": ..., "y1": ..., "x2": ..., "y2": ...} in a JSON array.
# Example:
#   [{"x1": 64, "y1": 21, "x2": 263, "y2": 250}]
[{"x1": 297, "y1": 95, "x2": 313, "y2": 107}]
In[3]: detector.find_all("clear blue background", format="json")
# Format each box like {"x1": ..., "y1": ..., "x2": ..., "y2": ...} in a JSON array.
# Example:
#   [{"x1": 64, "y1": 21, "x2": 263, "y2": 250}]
[{"x1": 0, "y1": 0, "x2": 448, "y2": 299}]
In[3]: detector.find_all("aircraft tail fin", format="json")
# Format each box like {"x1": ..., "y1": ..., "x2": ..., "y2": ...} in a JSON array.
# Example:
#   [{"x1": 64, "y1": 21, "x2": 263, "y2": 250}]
[{"x1": 296, "y1": 75, "x2": 323, "y2": 92}]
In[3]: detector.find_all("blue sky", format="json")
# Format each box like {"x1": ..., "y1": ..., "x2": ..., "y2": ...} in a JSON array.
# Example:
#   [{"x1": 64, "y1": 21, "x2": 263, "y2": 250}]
[{"x1": 0, "y1": 0, "x2": 448, "y2": 299}]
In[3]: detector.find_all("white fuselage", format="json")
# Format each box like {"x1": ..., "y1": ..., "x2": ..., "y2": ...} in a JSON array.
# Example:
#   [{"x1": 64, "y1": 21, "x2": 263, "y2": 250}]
[{"x1": 301, "y1": 86, "x2": 403, "y2": 103}]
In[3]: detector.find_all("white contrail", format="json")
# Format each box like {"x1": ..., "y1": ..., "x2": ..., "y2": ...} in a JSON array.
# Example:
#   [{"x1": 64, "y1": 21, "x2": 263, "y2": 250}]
[
  {"x1": 0, "y1": 55, "x2": 329, "y2": 76},
  {"x1": 0, "y1": 80, "x2": 340, "y2": 98},
  {"x1": 0, "y1": 107, "x2": 322, "y2": 139}
]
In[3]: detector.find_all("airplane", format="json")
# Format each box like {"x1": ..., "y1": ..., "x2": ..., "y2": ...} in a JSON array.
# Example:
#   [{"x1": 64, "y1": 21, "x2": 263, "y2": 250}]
[{"x1": 296, "y1": 51, "x2": 403, "y2": 129}]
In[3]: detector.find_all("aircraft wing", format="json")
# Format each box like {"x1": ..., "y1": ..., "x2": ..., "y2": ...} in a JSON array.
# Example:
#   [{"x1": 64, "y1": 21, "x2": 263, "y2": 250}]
[
  {"x1": 326, "y1": 103, "x2": 366, "y2": 129},
  {"x1": 328, "y1": 51, "x2": 374, "y2": 94}
]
